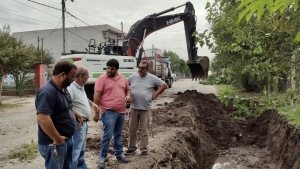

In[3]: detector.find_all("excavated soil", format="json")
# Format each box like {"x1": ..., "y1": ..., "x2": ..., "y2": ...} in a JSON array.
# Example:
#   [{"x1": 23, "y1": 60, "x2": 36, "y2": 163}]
[{"x1": 86, "y1": 90, "x2": 300, "y2": 169}]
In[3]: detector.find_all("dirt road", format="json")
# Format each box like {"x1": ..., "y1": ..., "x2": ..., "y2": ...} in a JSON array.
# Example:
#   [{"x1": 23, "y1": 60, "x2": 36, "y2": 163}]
[
  {"x1": 3, "y1": 79, "x2": 296, "y2": 168},
  {"x1": 0, "y1": 79, "x2": 217, "y2": 169}
]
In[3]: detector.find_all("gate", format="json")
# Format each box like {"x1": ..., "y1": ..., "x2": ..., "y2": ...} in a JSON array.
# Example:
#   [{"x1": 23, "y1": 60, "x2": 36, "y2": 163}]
[{"x1": 2, "y1": 73, "x2": 35, "y2": 96}]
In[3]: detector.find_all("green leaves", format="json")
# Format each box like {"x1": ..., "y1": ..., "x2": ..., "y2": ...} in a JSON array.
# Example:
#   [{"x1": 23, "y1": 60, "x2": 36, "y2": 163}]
[
  {"x1": 237, "y1": 0, "x2": 268, "y2": 22},
  {"x1": 237, "y1": 0, "x2": 300, "y2": 41}
]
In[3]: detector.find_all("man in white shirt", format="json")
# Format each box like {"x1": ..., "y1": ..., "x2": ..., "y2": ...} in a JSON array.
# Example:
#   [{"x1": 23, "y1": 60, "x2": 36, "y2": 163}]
[{"x1": 67, "y1": 66, "x2": 99, "y2": 169}]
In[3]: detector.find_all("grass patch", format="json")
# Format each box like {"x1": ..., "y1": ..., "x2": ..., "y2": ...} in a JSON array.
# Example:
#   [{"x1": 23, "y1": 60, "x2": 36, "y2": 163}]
[
  {"x1": 8, "y1": 140, "x2": 38, "y2": 161},
  {"x1": 0, "y1": 104, "x2": 11, "y2": 109},
  {"x1": 0, "y1": 103, "x2": 25, "y2": 110},
  {"x1": 278, "y1": 105, "x2": 300, "y2": 128},
  {"x1": 214, "y1": 84, "x2": 287, "y2": 101}
]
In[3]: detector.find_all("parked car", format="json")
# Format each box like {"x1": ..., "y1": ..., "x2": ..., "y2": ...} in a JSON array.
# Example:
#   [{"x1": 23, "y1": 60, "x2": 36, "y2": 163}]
[{"x1": 171, "y1": 74, "x2": 177, "y2": 81}]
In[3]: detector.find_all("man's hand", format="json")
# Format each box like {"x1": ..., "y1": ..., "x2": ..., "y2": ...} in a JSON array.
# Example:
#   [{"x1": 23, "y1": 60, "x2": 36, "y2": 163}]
[
  {"x1": 125, "y1": 95, "x2": 131, "y2": 103},
  {"x1": 93, "y1": 113, "x2": 100, "y2": 123},
  {"x1": 53, "y1": 136, "x2": 68, "y2": 145},
  {"x1": 92, "y1": 103, "x2": 100, "y2": 113},
  {"x1": 77, "y1": 115, "x2": 83, "y2": 126},
  {"x1": 152, "y1": 83, "x2": 167, "y2": 100}
]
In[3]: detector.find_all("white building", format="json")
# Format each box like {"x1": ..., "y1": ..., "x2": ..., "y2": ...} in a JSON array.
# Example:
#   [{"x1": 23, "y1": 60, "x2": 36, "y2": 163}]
[{"x1": 12, "y1": 24, "x2": 124, "y2": 62}]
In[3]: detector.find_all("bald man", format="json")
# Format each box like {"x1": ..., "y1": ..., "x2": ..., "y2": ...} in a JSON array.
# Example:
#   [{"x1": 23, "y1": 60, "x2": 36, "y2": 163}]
[{"x1": 67, "y1": 66, "x2": 99, "y2": 169}]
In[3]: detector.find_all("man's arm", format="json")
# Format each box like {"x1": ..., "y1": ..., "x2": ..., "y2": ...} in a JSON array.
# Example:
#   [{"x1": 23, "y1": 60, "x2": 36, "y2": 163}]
[
  {"x1": 37, "y1": 113, "x2": 67, "y2": 145},
  {"x1": 88, "y1": 99, "x2": 100, "y2": 114},
  {"x1": 152, "y1": 82, "x2": 167, "y2": 100},
  {"x1": 93, "y1": 91, "x2": 102, "y2": 122},
  {"x1": 73, "y1": 109, "x2": 83, "y2": 126},
  {"x1": 125, "y1": 89, "x2": 131, "y2": 103}
]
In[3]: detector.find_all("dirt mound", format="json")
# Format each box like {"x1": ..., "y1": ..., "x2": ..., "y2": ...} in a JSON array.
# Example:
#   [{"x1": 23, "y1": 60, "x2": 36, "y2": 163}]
[{"x1": 86, "y1": 90, "x2": 300, "y2": 169}]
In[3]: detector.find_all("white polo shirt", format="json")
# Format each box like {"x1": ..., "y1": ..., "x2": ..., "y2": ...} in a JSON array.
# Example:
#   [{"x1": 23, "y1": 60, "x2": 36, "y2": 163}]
[{"x1": 67, "y1": 81, "x2": 92, "y2": 119}]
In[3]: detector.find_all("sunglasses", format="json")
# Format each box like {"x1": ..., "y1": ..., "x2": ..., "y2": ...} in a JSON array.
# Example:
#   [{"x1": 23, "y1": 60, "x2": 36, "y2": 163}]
[{"x1": 138, "y1": 66, "x2": 147, "y2": 70}]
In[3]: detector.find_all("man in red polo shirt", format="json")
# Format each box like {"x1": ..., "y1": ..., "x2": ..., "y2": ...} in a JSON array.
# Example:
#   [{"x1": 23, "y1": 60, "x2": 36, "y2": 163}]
[{"x1": 93, "y1": 59, "x2": 131, "y2": 169}]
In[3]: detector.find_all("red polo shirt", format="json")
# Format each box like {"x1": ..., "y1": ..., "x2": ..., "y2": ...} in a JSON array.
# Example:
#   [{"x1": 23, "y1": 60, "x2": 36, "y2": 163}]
[{"x1": 94, "y1": 72, "x2": 130, "y2": 114}]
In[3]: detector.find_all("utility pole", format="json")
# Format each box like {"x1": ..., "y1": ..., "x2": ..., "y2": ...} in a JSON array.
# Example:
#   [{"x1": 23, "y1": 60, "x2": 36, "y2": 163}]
[
  {"x1": 41, "y1": 38, "x2": 43, "y2": 63},
  {"x1": 62, "y1": 0, "x2": 66, "y2": 53},
  {"x1": 121, "y1": 22, "x2": 123, "y2": 35},
  {"x1": 38, "y1": 36, "x2": 40, "y2": 50}
]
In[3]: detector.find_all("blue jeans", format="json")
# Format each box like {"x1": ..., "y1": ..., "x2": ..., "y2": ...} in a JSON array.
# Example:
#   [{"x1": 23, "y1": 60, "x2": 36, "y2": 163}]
[
  {"x1": 71, "y1": 121, "x2": 88, "y2": 169},
  {"x1": 38, "y1": 139, "x2": 73, "y2": 169},
  {"x1": 100, "y1": 110, "x2": 125, "y2": 159}
]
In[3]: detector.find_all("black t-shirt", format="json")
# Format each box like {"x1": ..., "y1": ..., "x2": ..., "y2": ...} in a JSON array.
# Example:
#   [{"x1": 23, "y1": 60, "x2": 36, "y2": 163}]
[{"x1": 35, "y1": 79, "x2": 76, "y2": 145}]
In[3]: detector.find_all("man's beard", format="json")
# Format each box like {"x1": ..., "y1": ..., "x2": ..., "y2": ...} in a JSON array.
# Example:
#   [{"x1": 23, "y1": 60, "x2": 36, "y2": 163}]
[
  {"x1": 62, "y1": 78, "x2": 71, "y2": 88},
  {"x1": 107, "y1": 72, "x2": 116, "y2": 77}
]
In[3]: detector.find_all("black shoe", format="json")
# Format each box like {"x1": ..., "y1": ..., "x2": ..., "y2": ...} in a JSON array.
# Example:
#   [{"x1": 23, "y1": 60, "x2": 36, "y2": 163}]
[
  {"x1": 98, "y1": 159, "x2": 105, "y2": 169},
  {"x1": 124, "y1": 149, "x2": 135, "y2": 155},
  {"x1": 141, "y1": 151, "x2": 148, "y2": 158},
  {"x1": 116, "y1": 155, "x2": 130, "y2": 163}
]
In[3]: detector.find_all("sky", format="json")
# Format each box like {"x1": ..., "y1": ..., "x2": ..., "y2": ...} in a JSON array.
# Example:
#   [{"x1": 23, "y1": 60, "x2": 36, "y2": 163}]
[{"x1": 1, "y1": 0, "x2": 214, "y2": 61}]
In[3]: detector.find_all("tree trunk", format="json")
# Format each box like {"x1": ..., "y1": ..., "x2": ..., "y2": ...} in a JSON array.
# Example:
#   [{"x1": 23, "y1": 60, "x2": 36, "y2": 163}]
[
  {"x1": 291, "y1": 54, "x2": 296, "y2": 109},
  {"x1": 0, "y1": 75, "x2": 3, "y2": 105},
  {"x1": 268, "y1": 77, "x2": 271, "y2": 103}
]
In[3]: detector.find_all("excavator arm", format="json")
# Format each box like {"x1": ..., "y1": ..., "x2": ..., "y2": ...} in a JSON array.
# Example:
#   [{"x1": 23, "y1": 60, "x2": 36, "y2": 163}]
[{"x1": 121, "y1": 1, "x2": 209, "y2": 79}]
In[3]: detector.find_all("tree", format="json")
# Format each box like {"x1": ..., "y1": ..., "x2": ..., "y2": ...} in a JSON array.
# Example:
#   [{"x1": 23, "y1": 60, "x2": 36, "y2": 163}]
[
  {"x1": 237, "y1": 0, "x2": 300, "y2": 41},
  {"x1": 0, "y1": 25, "x2": 55, "y2": 104},
  {"x1": 194, "y1": 0, "x2": 299, "y2": 94},
  {"x1": 163, "y1": 50, "x2": 190, "y2": 76}
]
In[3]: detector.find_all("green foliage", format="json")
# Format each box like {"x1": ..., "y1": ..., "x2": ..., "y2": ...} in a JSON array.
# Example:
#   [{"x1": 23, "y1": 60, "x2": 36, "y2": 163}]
[
  {"x1": 195, "y1": 0, "x2": 299, "y2": 94},
  {"x1": 279, "y1": 105, "x2": 300, "y2": 127},
  {"x1": 237, "y1": 0, "x2": 300, "y2": 41},
  {"x1": 0, "y1": 25, "x2": 55, "y2": 77},
  {"x1": 8, "y1": 139, "x2": 38, "y2": 161},
  {"x1": 163, "y1": 50, "x2": 191, "y2": 76},
  {"x1": 200, "y1": 72, "x2": 228, "y2": 85},
  {"x1": 0, "y1": 25, "x2": 54, "y2": 104},
  {"x1": 218, "y1": 90, "x2": 259, "y2": 118}
]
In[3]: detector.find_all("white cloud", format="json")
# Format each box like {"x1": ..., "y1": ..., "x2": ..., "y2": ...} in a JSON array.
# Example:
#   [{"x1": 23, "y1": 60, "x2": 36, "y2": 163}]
[{"x1": 1, "y1": 0, "x2": 215, "y2": 61}]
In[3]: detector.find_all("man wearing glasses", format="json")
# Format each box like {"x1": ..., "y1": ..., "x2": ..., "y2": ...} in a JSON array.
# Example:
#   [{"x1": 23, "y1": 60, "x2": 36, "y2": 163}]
[{"x1": 125, "y1": 60, "x2": 167, "y2": 158}]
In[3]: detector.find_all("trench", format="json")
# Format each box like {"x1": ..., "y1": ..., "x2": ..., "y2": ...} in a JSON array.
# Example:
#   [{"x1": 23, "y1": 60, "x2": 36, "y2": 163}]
[{"x1": 86, "y1": 90, "x2": 300, "y2": 168}]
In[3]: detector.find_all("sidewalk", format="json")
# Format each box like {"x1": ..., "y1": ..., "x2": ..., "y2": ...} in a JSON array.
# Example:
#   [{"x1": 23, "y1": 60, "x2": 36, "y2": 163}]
[{"x1": 1, "y1": 95, "x2": 35, "y2": 104}]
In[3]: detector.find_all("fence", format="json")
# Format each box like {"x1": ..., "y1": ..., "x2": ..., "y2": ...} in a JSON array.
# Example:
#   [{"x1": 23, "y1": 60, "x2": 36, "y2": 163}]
[{"x1": 2, "y1": 73, "x2": 35, "y2": 96}]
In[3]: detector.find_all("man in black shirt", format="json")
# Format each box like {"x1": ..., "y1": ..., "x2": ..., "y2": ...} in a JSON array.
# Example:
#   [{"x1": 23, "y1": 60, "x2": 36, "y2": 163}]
[{"x1": 35, "y1": 61, "x2": 77, "y2": 169}]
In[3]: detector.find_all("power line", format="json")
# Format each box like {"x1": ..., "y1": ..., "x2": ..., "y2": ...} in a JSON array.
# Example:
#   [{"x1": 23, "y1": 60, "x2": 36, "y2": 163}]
[
  {"x1": 26, "y1": 0, "x2": 103, "y2": 34},
  {"x1": 42, "y1": 17, "x2": 62, "y2": 39},
  {"x1": 12, "y1": 0, "x2": 61, "y2": 19},
  {"x1": 27, "y1": 0, "x2": 61, "y2": 11},
  {"x1": 66, "y1": 29, "x2": 89, "y2": 42},
  {"x1": 22, "y1": 32, "x2": 52, "y2": 41},
  {"x1": 0, "y1": 17, "x2": 51, "y2": 27},
  {"x1": 0, "y1": 9, "x2": 56, "y2": 26},
  {"x1": 66, "y1": 11, "x2": 103, "y2": 34},
  {"x1": 66, "y1": 12, "x2": 82, "y2": 28}
]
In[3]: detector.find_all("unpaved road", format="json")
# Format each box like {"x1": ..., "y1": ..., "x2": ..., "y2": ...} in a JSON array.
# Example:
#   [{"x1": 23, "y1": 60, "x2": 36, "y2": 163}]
[{"x1": 0, "y1": 79, "x2": 217, "y2": 169}]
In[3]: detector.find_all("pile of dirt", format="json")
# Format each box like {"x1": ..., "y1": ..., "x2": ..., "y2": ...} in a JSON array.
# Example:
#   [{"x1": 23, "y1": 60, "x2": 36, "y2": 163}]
[{"x1": 86, "y1": 90, "x2": 300, "y2": 169}]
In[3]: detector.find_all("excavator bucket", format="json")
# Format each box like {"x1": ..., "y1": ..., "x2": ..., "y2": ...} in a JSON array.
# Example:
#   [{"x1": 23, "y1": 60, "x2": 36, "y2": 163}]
[{"x1": 187, "y1": 56, "x2": 209, "y2": 81}]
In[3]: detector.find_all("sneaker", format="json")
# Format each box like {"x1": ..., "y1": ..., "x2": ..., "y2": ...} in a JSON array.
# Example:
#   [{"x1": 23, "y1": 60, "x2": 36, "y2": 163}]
[
  {"x1": 124, "y1": 149, "x2": 135, "y2": 155},
  {"x1": 116, "y1": 155, "x2": 130, "y2": 163},
  {"x1": 98, "y1": 159, "x2": 105, "y2": 169},
  {"x1": 141, "y1": 151, "x2": 148, "y2": 158}
]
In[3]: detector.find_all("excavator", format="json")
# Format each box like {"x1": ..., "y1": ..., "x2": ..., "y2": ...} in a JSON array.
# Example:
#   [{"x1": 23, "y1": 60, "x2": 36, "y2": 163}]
[
  {"x1": 120, "y1": 1, "x2": 209, "y2": 79},
  {"x1": 61, "y1": 1, "x2": 209, "y2": 100}
]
